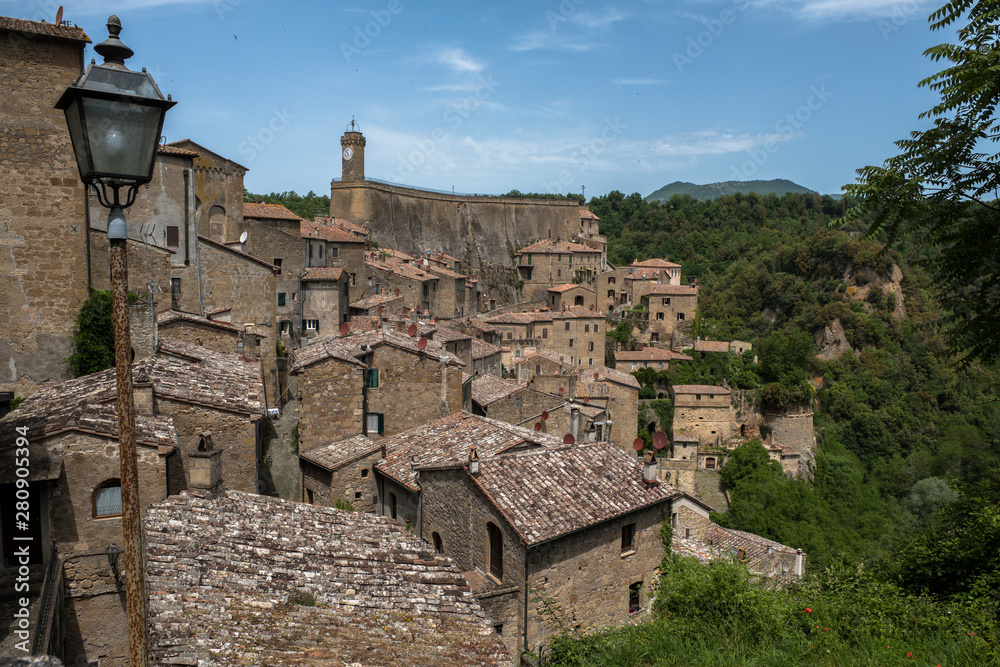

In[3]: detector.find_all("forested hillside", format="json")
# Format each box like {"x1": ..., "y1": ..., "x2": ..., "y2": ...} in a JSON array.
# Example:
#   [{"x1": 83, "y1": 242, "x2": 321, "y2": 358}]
[{"x1": 543, "y1": 190, "x2": 1000, "y2": 665}]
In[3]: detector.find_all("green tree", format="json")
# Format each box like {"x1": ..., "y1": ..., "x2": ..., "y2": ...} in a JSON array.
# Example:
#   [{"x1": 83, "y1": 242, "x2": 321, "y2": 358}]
[
  {"x1": 842, "y1": 0, "x2": 1000, "y2": 362},
  {"x1": 66, "y1": 289, "x2": 115, "y2": 377}
]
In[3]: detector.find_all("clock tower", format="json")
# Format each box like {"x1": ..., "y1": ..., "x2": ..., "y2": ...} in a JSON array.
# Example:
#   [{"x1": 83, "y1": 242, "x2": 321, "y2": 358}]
[{"x1": 341, "y1": 119, "x2": 366, "y2": 183}]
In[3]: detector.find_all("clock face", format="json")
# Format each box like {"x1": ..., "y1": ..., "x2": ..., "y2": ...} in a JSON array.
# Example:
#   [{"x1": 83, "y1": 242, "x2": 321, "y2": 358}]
[{"x1": 343, "y1": 147, "x2": 354, "y2": 160}]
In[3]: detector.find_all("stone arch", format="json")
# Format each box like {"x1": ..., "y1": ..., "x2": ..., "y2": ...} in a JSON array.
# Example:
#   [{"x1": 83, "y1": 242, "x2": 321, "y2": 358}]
[{"x1": 209, "y1": 205, "x2": 226, "y2": 242}]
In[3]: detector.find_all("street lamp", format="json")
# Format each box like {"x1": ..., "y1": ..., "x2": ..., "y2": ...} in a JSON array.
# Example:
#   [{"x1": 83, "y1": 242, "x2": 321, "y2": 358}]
[{"x1": 56, "y1": 16, "x2": 174, "y2": 667}]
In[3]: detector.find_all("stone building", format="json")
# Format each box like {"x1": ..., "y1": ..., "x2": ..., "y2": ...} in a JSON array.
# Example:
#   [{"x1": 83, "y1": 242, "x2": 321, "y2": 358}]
[
  {"x1": 301, "y1": 267, "x2": 351, "y2": 340},
  {"x1": 0, "y1": 401, "x2": 175, "y2": 665},
  {"x1": 348, "y1": 292, "x2": 403, "y2": 320},
  {"x1": 546, "y1": 283, "x2": 596, "y2": 311},
  {"x1": 573, "y1": 208, "x2": 607, "y2": 269},
  {"x1": 470, "y1": 374, "x2": 565, "y2": 431},
  {"x1": 0, "y1": 17, "x2": 90, "y2": 402},
  {"x1": 163, "y1": 139, "x2": 247, "y2": 244},
  {"x1": 408, "y1": 434, "x2": 680, "y2": 658},
  {"x1": 298, "y1": 435, "x2": 383, "y2": 512},
  {"x1": 671, "y1": 384, "x2": 735, "y2": 448},
  {"x1": 365, "y1": 251, "x2": 440, "y2": 314},
  {"x1": 291, "y1": 329, "x2": 465, "y2": 451},
  {"x1": 512, "y1": 348, "x2": 574, "y2": 386},
  {"x1": 614, "y1": 347, "x2": 693, "y2": 372},
  {"x1": 644, "y1": 284, "x2": 699, "y2": 347},
  {"x1": 471, "y1": 338, "x2": 502, "y2": 376},
  {"x1": 575, "y1": 366, "x2": 640, "y2": 452},
  {"x1": 145, "y1": 489, "x2": 512, "y2": 666},
  {"x1": 514, "y1": 239, "x2": 603, "y2": 300},
  {"x1": 486, "y1": 307, "x2": 606, "y2": 371},
  {"x1": 300, "y1": 218, "x2": 367, "y2": 301}
]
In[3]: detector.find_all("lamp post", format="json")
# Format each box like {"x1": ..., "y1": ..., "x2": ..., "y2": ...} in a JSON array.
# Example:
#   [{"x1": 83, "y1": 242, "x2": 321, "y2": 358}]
[{"x1": 56, "y1": 16, "x2": 174, "y2": 667}]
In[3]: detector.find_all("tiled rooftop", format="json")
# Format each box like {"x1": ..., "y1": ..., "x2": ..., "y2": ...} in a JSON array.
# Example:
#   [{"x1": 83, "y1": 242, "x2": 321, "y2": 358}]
[
  {"x1": 673, "y1": 524, "x2": 803, "y2": 578},
  {"x1": 472, "y1": 374, "x2": 525, "y2": 406},
  {"x1": 0, "y1": 16, "x2": 89, "y2": 41},
  {"x1": 243, "y1": 202, "x2": 301, "y2": 221},
  {"x1": 578, "y1": 366, "x2": 641, "y2": 390},
  {"x1": 301, "y1": 267, "x2": 346, "y2": 281},
  {"x1": 649, "y1": 284, "x2": 699, "y2": 296},
  {"x1": 484, "y1": 311, "x2": 553, "y2": 325},
  {"x1": 471, "y1": 339, "x2": 501, "y2": 361},
  {"x1": 157, "y1": 145, "x2": 198, "y2": 157},
  {"x1": 632, "y1": 258, "x2": 681, "y2": 269},
  {"x1": 471, "y1": 442, "x2": 678, "y2": 545},
  {"x1": 146, "y1": 490, "x2": 511, "y2": 666},
  {"x1": 157, "y1": 309, "x2": 238, "y2": 331},
  {"x1": 432, "y1": 325, "x2": 473, "y2": 344},
  {"x1": 614, "y1": 348, "x2": 693, "y2": 362},
  {"x1": 671, "y1": 384, "x2": 731, "y2": 396},
  {"x1": 350, "y1": 293, "x2": 403, "y2": 310},
  {"x1": 377, "y1": 413, "x2": 563, "y2": 492},
  {"x1": 299, "y1": 435, "x2": 383, "y2": 471},
  {"x1": 21, "y1": 341, "x2": 264, "y2": 416},
  {"x1": 580, "y1": 208, "x2": 600, "y2": 220},
  {"x1": 0, "y1": 402, "x2": 176, "y2": 451},
  {"x1": 513, "y1": 347, "x2": 572, "y2": 366},
  {"x1": 693, "y1": 340, "x2": 731, "y2": 353},
  {"x1": 547, "y1": 283, "x2": 595, "y2": 294},
  {"x1": 301, "y1": 219, "x2": 364, "y2": 244},
  {"x1": 464, "y1": 318, "x2": 498, "y2": 334},
  {"x1": 516, "y1": 239, "x2": 600, "y2": 255},
  {"x1": 291, "y1": 330, "x2": 463, "y2": 374}
]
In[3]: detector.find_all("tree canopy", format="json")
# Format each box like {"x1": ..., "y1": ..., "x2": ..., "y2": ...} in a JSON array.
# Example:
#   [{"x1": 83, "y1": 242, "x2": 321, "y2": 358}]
[{"x1": 842, "y1": 0, "x2": 1000, "y2": 363}]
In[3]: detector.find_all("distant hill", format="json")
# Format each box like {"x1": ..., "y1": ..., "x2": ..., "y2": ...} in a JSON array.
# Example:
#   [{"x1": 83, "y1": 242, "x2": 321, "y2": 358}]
[{"x1": 645, "y1": 179, "x2": 817, "y2": 202}]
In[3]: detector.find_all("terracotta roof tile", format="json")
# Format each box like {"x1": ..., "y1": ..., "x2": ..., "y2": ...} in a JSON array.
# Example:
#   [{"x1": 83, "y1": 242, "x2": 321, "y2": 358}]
[
  {"x1": 632, "y1": 258, "x2": 681, "y2": 269},
  {"x1": 146, "y1": 490, "x2": 511, "y2": 666},
  {"x1": 516, "y1": 239, "x2": 600, "y2": 255},
  {"x1": 614, "y1": 348, "x2": 693, "y2": 362},
  {"x1": 579, "y1": 208, "x2": 600, "y2": 220},
  {"x1": 0, "y1": 16, "x2": 89, "y2": 41},
  {"x1": 350, "y1": 293, "x2": 403, "y2": 310},
  {"x1": 472, "y1": 374, "x2": 525, "y2": 405},
  {"x1": 0, "y1": 402, "x2": 175, "y2": 450},
  {"x1": 376, "y1": 413, "x2": 562, "y2": 492},
  {"x1": 671, "y1": 384, "x2": 731, "y2": 396},
  {"x1": 156, "y1": 309, "x2": 238, "y2": 331},
  {"x1": 301, "y1": 219, "x2": 364, "y2": 243},
  {"x1": 432, "y1": 325, "x2": 472, "y2": 344},
  {"x1": 649, "y1": 284, "x2": 698, "y2": 296},
  {"x1": 693, "y1": 340, "x2": 731, "y2": 353},
  {"x1": 291, "y1": 330, "x2": 463, "y2": 374},
  {"x1": 471, "y1": 339, "x2": 501, "y2": 361},
  {"x1": 157, "y1": 145, "x2": 198, "y2": 157},
  {"x1": 547, "y1": 283, "x2": 595, "y2": 294},
  {"x1": 300, "y1": 435, "x2": 383, "y2": 470},
  {"x1": 485, "y1": 311, "x2": 553, "y2": 325},
  {"x1": 243, "y1": 202, "x2": 302, "y2": 221},
  {"x1": 302, "y1": 267, "x2": 346, "y2": 281},
  {"x1": 578, "y1": 366, "x2": 640, "y2": 390},
  {"x1": 513, "y1": 347, "x2": 572, "y2": 366},
  {"x1": 471, "y1": 442, "x2": 678, "y2": 545}
]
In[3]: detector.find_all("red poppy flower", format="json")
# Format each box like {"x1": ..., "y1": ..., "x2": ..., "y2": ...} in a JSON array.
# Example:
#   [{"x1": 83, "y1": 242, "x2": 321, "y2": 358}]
[{"x1": 804, "y1": 608, "x2": 812, "y2": 613}]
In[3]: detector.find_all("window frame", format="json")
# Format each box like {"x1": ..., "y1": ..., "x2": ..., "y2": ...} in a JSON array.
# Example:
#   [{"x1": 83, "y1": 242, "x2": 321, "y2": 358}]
[
  {"x1": 93, "y1": 479, "x2": 123, "y2": 518},
  {"x1": 621, "y1": 522, "x2": 636, "y2": 554}
]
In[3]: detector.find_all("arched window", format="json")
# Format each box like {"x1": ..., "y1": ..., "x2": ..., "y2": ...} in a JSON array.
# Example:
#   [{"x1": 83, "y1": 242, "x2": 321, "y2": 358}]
[
  {"x1": 93, "y1": 480, "x2": 122, "y2": 518},
  {"x1": 432, "y1": 532, "x2": 443, "y2": 553},
  {"x1": 487, "y1": 522, "x2": 503, "y2": 580}
]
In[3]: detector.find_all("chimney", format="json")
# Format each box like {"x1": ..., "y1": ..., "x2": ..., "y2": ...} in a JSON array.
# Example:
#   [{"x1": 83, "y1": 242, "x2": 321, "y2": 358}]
[
  {"x1": 133, "y1": 366, "x2": 154, "y2": 416},
  {"x1": 188, "y1": 431, "x2": 223, "y2": 495},
  {"x1": 642, "y1": 451, "x2": 659, "y2": 485},
  {"x1": 570, "y1": 406, "x2": 581, "y2": 441},
  {"x1": 795, "y1": 548, "x2": 805, "y2": 577},
  {"x1": 468, "y1": 446, "x2": 480, "y2": 475}
]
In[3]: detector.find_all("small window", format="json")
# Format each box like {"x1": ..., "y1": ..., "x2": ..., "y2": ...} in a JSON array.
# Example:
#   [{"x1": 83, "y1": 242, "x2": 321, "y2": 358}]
[
  {"x1": 685, "y1": 527, "x2": 691, "y2": 538},
  {"x1": 662, "y1": 297, "x2": 670, "y2": 306},
  {"x1": 367, "y1": 368, "x2": 379, "y2": 388},
  {"x1": 589, "y1": 358, "x2": 593, "y2": 365},
  {"x1": 677, "y1": 312, "x2": 685, "y2": 321},
  {"x1": 319, "y1": 244, "x2": 324, "y2": 258},
  {"x1": 569, "y1": 339, "x2": 574, "y2": 347},
  {"x1": 279, "y1": 321, "x2": 292, "y2": 335},
  {"x1": 588, "y1": 341, "x2": 594, "y2": 352},
  {"x1": 305, "y1": 319, "x2": 319, "y2": 331},
  {"x1": 584, "y1": 324, "x2": 590, "y2": 333},
  {"x1": 488, "y1": 522, "x2": 503, "y2": 580},
  {"x1": 564, "y1": 322, "x2": 570, "y2": 331},
  {"x1": 656, "y1": 312, "x2": 665, "y2": 320},
  {"x1": 629, "y1": 581, "x2": 643, "y2": 613},
  {"x1": 93, "y1": 480, "x2": 122, "y2": 517},
  {"x1": 609, "y1": 277, "x2": 616, "y2": 285},
  {"x1": 170, "y1": 277, "x2": 181, "y2": 295},
  {"x1": 621, "y1": 523, "x2": 636, "y2": 553},
  {"x1": 542, "y1": 328, "x2": 548, "y2": 339},
  {"x1": 535, "y1": 364, "x2": 541, "y2": 374},
  {"x1": 671, "y1": 512, "x2": 678, "y2": 528},
  {"x1": 330, "y1": 246, "x2": 339, "y2": 258},
  {"x1": 594, "y1": 325, "x2": 598, "y2": 334},
  {"x1": 507, "y1": 331, "x2": 513, "y2": 340},
  {"x1": 166, "y1": 225, "x2": 179, "y2": 247},
  {"x1": 651, "y1": 333, "x2": 659, "y2": 342},
  {"x1": 278, "y1": 292, "x2": 286, "y2": 307},
  {"x1": 354, "y1": 491, "x2": 362, "y2": 500},
  {"x1": 273, "y1": 258, "x2": 282, "y2": 275},
  {"x1": 361, "y1": 469, "x2": 369, "y2": 478},
  {"x1": 433, "y1": 532, "x2": 443, "y2": 552},
  {"x1": 494, "y1": 624, "x2": 503, "y2": 636},
  {"x1": 366, "y1": 412, "x2": 384, "y2": 435},
  {"x1": 557, "y1": 269, "x2": 562, "y2": 277},
  {"x1": 306, "y1": 488, "x2": 315, "y2": 505},
  {"x1": 608, "y1": 289, "x2": 615, "y2": 298}
]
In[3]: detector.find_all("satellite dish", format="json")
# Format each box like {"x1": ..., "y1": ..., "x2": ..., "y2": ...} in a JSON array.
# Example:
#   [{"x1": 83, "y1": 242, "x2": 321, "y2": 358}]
[
  {"x1": 632, "y1": 438, "x2": 644, "y2": 451},
  {"x1": 563, "y1": 434, "x2": 575, "y2": 445},
  {"x1": 394, "y1": 288, "x2": 400, "y2": 296},
  {"x1": 433, "y1": 316, "x2": 439, "y2": 324},
  {"x1": 558, "y1": 387, "x2": 564, "y2": 395},
  {"x1": 407, "y1": 324, "x2": 418, "y2": 337},
  {"x1": 339, "y1": 323, "x2": 350, "y2": 336},
  {"x1": 541, "y1": 411, "x2": 549, "y2": 421},
  {"x1": 582, "y1": 397, "x2": 588, "y2": 404},
  {"x1": 534, "y1": 422, "x2": 542, "y2": 431},
  {"x1": 653, "y1": 431, "x2": 667, "y2": 449},
  {"x1": 377, "y1": 305, "x2": 384, "y2": 315},
  {"x1": 55, "y1": 6, "x2": 63, "y2": 24},
  {"x1": 239, "y1": 231, "x2": 248, "y2": 244},
  {"x1": 417, "y1": 337, "x2": 428, "y2": 350}
]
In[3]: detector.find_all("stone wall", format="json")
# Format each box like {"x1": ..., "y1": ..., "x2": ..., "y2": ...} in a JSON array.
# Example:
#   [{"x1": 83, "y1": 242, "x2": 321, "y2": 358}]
[
  {"x1": 0, "y1": 28, "x2": 88, "y2": 398},
  {"x1": 673, "y1": 394, "x2": 735, "y2": 447},
  {"x1": 527, "y1": 504, "x2": 666, "y2": 651},
  {"x1": 550, "y1": 314, "x2": 605, "y2": 368},
  {"x1": 87, "y1": 236, "x2": 173, "y2": 298},
  {"x1": 484, "y1": 387, "x2": 563, "y2": 428},
  {"x1": 671, "y1": 497, "x2": 712, "y2": 543},
  {"x1": 301, "y1": 450, "x2": 381, "y2": 513},
  {"x1": 605, "y1": 382, "x2": 638, "y2": 452},
  {"x1": 367, "y1": 345, "x2": 463, "y2": 437},
  {"x1": 330, "y1": 180, "x2": 581, "y2": 272},
  {"x1": 129, "y1": 298, "x2": 157, "y2": 360},
  {"x1": 661, "y1": 459, "x2": 697, "y2": 496},
  {"x1": 168, "y1": 140, "x2": 246, "y2": 244},
  {"x1": 302, "y1": 278, "x2": 349, "y2": 337},
  {"x1": 156, "y1": 397, "x2": 258, "y2": 494},
  {"x1": 294, "y1": 357, "x2": 364, "y2": 451},
  {"x1": 646, "y1": 293, "x2": 698, "y2": 346},
  {"x1": 158, "y1": 320, "x2": 238, "y2": 354}
]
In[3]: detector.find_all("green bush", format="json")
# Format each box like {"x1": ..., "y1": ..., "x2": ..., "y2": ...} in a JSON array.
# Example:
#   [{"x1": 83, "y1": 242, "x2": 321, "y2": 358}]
[{"x1": 66, "y1": 289, "x2": 115, "y2": 377}]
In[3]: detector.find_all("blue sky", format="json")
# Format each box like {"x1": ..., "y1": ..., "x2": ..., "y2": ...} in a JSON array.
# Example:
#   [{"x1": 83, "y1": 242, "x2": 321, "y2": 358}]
[{"x1": 11, "y1": 0, "x2": 949, "y2": 198}]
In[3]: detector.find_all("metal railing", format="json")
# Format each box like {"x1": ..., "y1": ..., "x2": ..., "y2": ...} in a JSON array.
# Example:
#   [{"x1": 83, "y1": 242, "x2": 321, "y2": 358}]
[{"x1": 32, "y1": 543, "x2": 64, "y2": 658}]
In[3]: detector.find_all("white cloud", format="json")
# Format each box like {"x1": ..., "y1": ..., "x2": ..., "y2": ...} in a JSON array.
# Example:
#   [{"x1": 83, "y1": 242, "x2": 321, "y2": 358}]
[
  {"x1": 436, "y1": 47, "x2": 484, "y2": 73},
  {"x1": 509, "y1": 31, "x2": 596, "y2": 52},
  {"x1": 570, "y1": 7, "x2": 631, "y2": 29},
  {"x1": 745, "y1": 0, "x2": 931, "y2": 20}
]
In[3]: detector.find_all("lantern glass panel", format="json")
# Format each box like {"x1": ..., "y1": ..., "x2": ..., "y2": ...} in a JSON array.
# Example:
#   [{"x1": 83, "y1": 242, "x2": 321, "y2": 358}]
[{"x1": 81, "y1": 96, "x2": 162, "y2": 181}]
